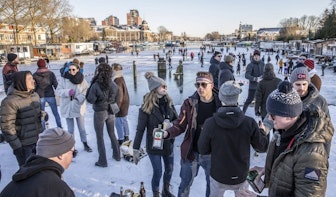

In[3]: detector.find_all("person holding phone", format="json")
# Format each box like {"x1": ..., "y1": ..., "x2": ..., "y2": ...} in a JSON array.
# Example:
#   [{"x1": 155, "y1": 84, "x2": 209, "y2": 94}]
[{"x1": 248, "y1": 81, "x2": 332, "y2": 197}]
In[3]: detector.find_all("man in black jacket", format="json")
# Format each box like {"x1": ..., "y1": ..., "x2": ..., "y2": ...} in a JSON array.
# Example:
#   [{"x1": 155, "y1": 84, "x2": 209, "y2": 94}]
[
  {"x1": 0, "y1": 128, "x2": 76, "y2": 197},
  {"x1": 198, "y1": 80, "x2": 269, "y2": 196}
]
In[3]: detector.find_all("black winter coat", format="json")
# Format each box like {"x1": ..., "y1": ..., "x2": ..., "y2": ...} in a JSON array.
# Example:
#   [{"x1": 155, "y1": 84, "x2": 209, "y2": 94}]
[
  {"x1": 33, "y1": 69, "x2": 58, "y2": 98},
  {"x1": 133, "y1": 97, "x2": 178, "y2": 156},
  {"x1": 218, "y1": 62, "x2": 235, "y2": 87},
  {"x1": 198, "y1": 106, "x2": 269, "y2": 185},
  {"x1": 0, "y1": 155, "x2": 75, "y2": 197},
  {"x1": 209, "y1": 57, "x2": 221, "y2": 88},
  {"x1": 86, "y1": 80, "x2": 119, "y2": 112}
]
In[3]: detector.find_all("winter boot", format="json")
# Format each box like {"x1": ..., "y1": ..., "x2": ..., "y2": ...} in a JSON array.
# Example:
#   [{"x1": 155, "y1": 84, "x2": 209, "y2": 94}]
[
  {"x1": 83, "y1": 142, "x2": 93, "y2": 152},
  {"x1": 162, "y1": 184, "x2": 175, "y2": 197},
  {"x1": 153, "y1": 191, "x2": 160, "y2": 197}
]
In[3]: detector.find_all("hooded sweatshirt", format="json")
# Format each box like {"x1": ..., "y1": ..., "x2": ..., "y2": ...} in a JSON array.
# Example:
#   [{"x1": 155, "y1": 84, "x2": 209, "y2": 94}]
[
  {"x1": 0, "y1": 155, "x2": 75, "y2": 197},
  {"x1": 198, "y1": 106, "x2": 269, "y2": 184}
]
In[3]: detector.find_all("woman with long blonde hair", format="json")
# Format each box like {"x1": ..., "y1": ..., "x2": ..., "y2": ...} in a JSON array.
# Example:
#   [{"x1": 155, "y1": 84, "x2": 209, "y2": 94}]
[{"x1": 133, "y1": 72, "x2": 178, "y2": 197}]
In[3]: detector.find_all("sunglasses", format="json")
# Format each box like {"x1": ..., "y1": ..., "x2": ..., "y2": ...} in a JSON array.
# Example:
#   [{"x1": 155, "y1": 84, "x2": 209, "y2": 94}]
[
  {"x1": 161, "y1": 85, "x2": 167, "y2": 89},
  {"x1": 194, "y1": 82, "x2": 210, "y2": 89},
  {"x1": 69, "y1": 68, "x2": 77, "y2": 72},
  {"x1": 71, "y1": 149, "x2": 78, "y2": 158}
]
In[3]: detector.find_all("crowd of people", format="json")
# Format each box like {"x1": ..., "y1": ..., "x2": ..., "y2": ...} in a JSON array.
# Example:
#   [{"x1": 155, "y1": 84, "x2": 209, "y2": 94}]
[{"x1": 0, "y1": 46, "x2": 334, "y2": 197}]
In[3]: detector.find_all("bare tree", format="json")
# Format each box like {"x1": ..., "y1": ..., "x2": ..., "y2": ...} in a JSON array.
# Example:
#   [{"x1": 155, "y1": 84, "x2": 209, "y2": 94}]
[
  {"x1": 1, "y1": 0, "x2": 30, "y2": 44},
  {"x1": 40, "y1": 0, "x2": 72, "y2": 43},
  {"x1": 26, "y1": 0, "x2": 44, "y2": 46},
  {"x1": 62, "y1": 17, "x2": 93, "y2": 42}
]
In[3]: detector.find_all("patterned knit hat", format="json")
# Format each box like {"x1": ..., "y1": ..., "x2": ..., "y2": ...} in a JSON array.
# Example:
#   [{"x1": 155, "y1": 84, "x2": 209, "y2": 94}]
[
  {"x1": 145, "y1": 71, "x2": 166, "y2": 91},
  {"x1": 290, "y1": 67, "x2": 310, "y2": 83},
  {"x1": 37, "y1": 59, "x2": 47, "y2": 68},
  {"x1": 266, "y1": 81, "x2": 302, "y2": 117}
]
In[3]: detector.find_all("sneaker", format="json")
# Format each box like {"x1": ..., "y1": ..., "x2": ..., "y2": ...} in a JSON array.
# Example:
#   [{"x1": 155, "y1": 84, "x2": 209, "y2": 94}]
[{"x1": 95, "y1": 162, "x2": 107, "y2": 167}]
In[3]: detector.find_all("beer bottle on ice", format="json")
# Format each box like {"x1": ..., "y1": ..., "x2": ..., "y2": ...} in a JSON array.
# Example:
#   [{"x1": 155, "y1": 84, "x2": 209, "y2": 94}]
[
  {"x1": 120, "y1": 186, "x2": 123, "y2": 197},
  {"x1": 139, "y1": 182, "x2": 146, "y2": 197}
]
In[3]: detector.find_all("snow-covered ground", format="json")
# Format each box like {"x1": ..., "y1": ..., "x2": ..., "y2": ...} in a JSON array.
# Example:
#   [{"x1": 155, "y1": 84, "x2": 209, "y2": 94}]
[{"x1": 0, "y1": 46, "x2": 335, "y2": 197}]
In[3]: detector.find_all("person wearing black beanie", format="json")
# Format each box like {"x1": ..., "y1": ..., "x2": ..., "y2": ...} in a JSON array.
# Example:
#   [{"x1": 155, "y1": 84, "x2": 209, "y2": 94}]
[
  {"x1": 2, "y1": 53, "x2": 19, "y2": 94},
  {"x1": 0, "y1": 71, "x2": 43, "y2": 167}
]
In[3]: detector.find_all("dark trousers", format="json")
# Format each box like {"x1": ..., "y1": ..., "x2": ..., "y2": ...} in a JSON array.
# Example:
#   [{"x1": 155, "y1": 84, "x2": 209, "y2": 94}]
[
  {"x1": 94, "y1": 111, "x2": 120, "y2": 165},
  {"x1": 243, "y1": 89, "x2": 256, "y2": 113},
  {"x1": 15, "y1": 144, "x2": 36, "y2": 166}
]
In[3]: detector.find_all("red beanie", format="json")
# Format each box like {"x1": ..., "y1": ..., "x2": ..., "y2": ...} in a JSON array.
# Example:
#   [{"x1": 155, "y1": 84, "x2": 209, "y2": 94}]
[
  {"x1": 37, "y1": 59, "x2": 46, "y2": 68},
  {"x1": 304, "y1": 59, "x2": 314, "y2": 69}
]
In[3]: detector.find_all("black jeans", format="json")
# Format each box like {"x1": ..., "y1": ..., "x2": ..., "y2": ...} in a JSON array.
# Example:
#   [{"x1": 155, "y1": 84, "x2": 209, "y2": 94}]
[
  {"x1": 243, "y1": 89, "x2": 256, "y2": 113},
  {"x1": 93, "y1": 111, "x2": 120, "y2": 165}
]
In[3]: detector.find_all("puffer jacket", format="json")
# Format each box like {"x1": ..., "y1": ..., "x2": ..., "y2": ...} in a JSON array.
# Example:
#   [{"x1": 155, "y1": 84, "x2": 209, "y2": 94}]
[
  {"x1": 245, "y1": 59, "x2": 264, "y2": 90},
  {"x1": 56, "y1": 77, "x2": 88, "y2": 118},
  {"x1": 0, "y1": 90, "x2": 43, "y2": 150},
  {"x1": 209, "y1": 57, "x2": 221, "y2": 88},
  {"x1": 33, "y1": 69, "x2": 58, "y2": 98},
  {"x1": 264, "y1": 105, "x2": 332, "y2": 197},
  {"x1": 0, "y1": 155, "x2": 75, "y2": 197},
  {"x1": 166, "y1": 90, "x2": 222, "y2": 161},
  {"x1": 198, "y1": 106, "x2": 269, "y2": 185},
  {"x1": 86, "y1": 80, "x2": 119, "y2": 112},
  {"x1": 133, "y1": 96, "x2": 178, "y2": 156}
]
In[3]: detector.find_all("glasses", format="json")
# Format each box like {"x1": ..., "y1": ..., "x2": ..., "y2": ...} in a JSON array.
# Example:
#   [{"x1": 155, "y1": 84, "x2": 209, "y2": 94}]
[
  {"x1": 216, "y1": 55, "x2": 222, "y2": 58},
  {"x1": 194, "y1": 82, "x2": 210, "y2": 89},
  {"x1": 71, "y1": 149, "x2": 78, "y2": 158},
  {"x1": 161, "y1": 85, "x2": 167, "y2": 89},
  {"x1": 69, "y1": 68, "x2": 77, "y2": 72}
]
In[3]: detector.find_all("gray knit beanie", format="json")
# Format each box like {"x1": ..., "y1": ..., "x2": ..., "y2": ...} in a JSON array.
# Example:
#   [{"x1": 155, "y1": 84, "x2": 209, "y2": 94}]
[
  {"x1": 218, "y1": 80, "x2": 242, "y2": 105},
  {"x1": 290, "y1": 67, "x2": 310, "y2": 83},
  {"x1": 36, "y1": 128, "x2": 75, "y2": 158},
  {"x1": 266, "y1": 81, "x2": 302, "y2": 117},
  {"x1": 145, "y1": 71, "x2": 166, "y2": 91}
]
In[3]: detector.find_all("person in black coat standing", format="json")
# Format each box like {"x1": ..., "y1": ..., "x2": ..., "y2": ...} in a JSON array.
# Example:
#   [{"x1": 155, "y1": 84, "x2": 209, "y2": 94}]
[
  {"x1": 198, "y1": 81, "x2": 269, "y2": 196},
  {"x1": 0, "y1": 128, "x2": 76, "y2": 197},
  {"x1": 254, "y1": 63, "x2": 282, "y2": 120},
  {"x1": 208, "y1": 51, "x2": 222, "y2": 89},
  {"x1": 242, "y1": 49, "x2": 265, "y2": 114},
  {"x1": 218, "y1": 54, "x2": 235, "y2": 87},
  {"x1": 133, "y1": 72, "x2": 178, "y2": 197}
]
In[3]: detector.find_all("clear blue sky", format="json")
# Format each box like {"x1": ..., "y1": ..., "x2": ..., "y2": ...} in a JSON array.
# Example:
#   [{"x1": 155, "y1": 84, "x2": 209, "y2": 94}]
[{"x1": 70, "y1": 0, "x2": 332, "y2": 37}]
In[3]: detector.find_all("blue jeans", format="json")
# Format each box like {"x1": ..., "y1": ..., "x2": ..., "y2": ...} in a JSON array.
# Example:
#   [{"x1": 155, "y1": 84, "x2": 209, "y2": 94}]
[
  {"x1": 115, "y1": 116, "x2": 130, "y2": 140},
  {"x1": 178, "y1": 153, "x2": 211, "y2": 197},
  {"x1": 65, "y1": 116, "x2": 87, "y2": 143},
  {"x1": 148, "y1": 152, "x2": 174, "y2": 193},
  {"x1": 40, "y1": 97, "x2": 62, "y2": 128}
]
